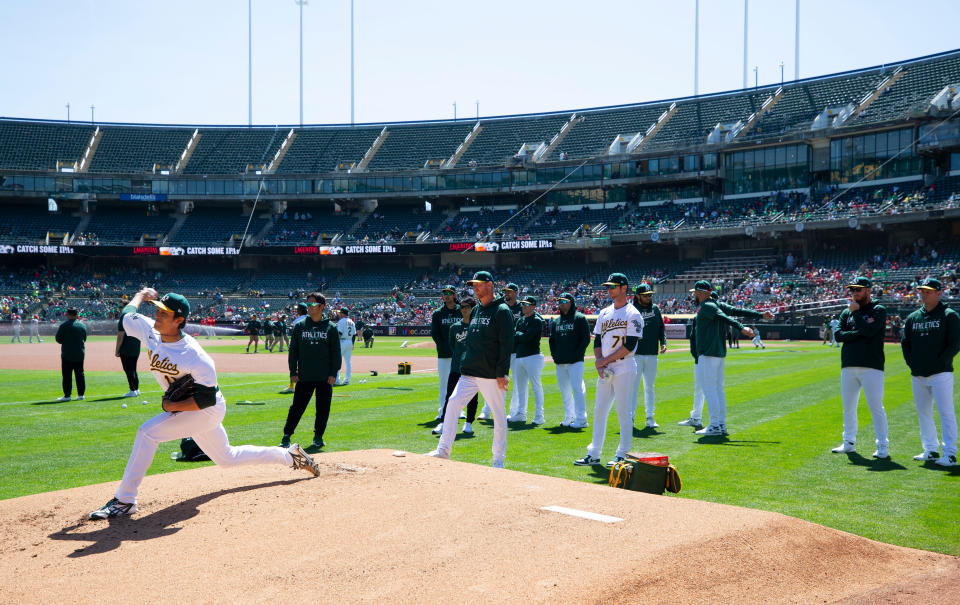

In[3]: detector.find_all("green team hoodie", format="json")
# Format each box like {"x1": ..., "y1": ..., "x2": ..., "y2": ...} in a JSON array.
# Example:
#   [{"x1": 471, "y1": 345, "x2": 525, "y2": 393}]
[
  {"x1": 288, "y1": 317, "x2": 342, "y2": 381},
  {"x1": 633, "y1": 300, "x2": 667, "y2": 355},
  {"x1": 688, "y1": 302, "x2": 761, "y2": 362},
  {"x1": 836, "y1": 301, "x2": 886, "y2": 371},
  {"x1": 56, "y1": 318, "x2": 87, "y2": 361},
  {"x1": 901, "y1": 302, "x2": 960, "y2": 377},
  {"x1": 548, "y1": 305, "x2": 591, "y2": 364},
  {"x1": 694, "y1": 301, "x2": 744, "y2": 358},
  {"x1": 460, "y1": 295, "x2": 514, "y2": 379},
  {"x1": 514, "y1": 311, "x2": 544, "y2": 358},
  {"x1": 431, "y1": 303, "x2": 461, "y2": 358},
  {"x1": 449, "y1": 320, "x2": 469, "y2": 374}
]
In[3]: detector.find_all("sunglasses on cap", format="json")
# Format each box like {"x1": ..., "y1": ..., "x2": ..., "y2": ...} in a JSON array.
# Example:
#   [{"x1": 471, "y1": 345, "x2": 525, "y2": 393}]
[
  {"x1": 305, "y1": 301, "x2": 322, "y2": 307},
  {"x1": 847, "y1": 286, "x2": 864, "y2": 292}
]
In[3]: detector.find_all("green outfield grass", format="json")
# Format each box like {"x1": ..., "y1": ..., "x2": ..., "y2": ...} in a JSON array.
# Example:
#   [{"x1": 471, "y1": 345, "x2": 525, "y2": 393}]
[{"x1": 0, "y1": 339, "x2": 957, "y2": 555}]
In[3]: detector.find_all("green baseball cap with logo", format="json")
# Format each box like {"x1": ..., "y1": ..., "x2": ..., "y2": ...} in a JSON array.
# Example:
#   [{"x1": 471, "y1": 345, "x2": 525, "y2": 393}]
[
  {"x1": 846, "y1": 276, "x2": 872, "y2": 289},
  {"x1": 557, "y1": 292, "x2": 575, "y2": 304},
  {"x1": 339, "y1": 308, "x2": 350, "y2": 315},
  {"x1": 467, "y1": 271, "x2": 494, "y2": 284},
  {"x1": 502, "y1": 282, "x2": 519, "y2": 292},
  {"x1": 603, "y1": 273, "x2": 628, "y2": 287},
  {"x1": 690, "y1": 280, "x2": 713, "y2": 292},
  {"x1": 150, "y1": 292, "x2": 190, "y2": 318},
  {"x1": 635, "y1": 283, "x2": 655, "y2": 295},
  {"x1": 520, "y1": 296, "x2": 538, "y2": 306},
  {"x1": 441, "y1": 285, "x2": 456, "y2": 295},
  {"x1": 917, "y1": 277, "x2": 942, "y2": 291}
]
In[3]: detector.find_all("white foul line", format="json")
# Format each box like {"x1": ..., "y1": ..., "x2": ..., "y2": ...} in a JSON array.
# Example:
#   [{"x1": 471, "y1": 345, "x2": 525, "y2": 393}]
[{"x1": 541, "y1": 506, "x2": 623, "y2": 523}]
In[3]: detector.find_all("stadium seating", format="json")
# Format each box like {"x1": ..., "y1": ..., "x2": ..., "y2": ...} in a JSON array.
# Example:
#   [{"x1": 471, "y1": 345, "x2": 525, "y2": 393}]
[
  {"x1": 184, "y1": 128, "x2": 287, "y2": 174},
  {"x1": 0, "y1": 205, "x2": 80, "y2": 243},
  {"x1": 366, "y1": 123, "x2": 474, "y2": 171},
  {"x1": 349, "y1": 208, "x2": 438, "y2": 242},
  {"x1": 170, "y1": 208, "x2": 268, "y2": 244},
  {"x1": 83, "y1": 207, "x2": 176, "y2": 244},
  {"x1": 276, "y1": 127, "x2": 382, "y2": 173},
  {"x1": 89, "y1": 126, "x2": 194, "y2": 173},
  {"x1": 855, "y1": 53, "x2": 960, "y2": 125},
  {"x1": 458, "y1": 114, "x2": 569, "y2": 167},
  {"x1": 265, "y1": 208, "x2": 359, "y2": 244},
  {"x1": 557, "y1": 103, "x2": 673, "y2": 160},
  {"x1": 643, "y1": 90, "x2": 773, "y2": 152},
  {"x1": 0, "y1": 120, "x2": 94, "y2": 171}
]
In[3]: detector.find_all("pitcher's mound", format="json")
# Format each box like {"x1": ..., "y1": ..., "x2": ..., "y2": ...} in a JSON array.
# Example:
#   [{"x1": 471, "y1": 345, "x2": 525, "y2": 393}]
[{"x1": 1, "y1": 450, "x2": 957, "y2": 604}]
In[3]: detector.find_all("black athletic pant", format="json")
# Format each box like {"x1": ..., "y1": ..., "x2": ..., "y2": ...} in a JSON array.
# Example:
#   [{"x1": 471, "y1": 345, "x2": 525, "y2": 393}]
[
  {"x1": 440, "y1": 371, "x2": 478, "y2": 423},
  {"x1": 61, "y1": 358, "x2": 85, "y2": 397},
  {"x1": 283, "y1": 380, "x2": 333, "y2": 438},
  {"x1": 120, "y1": 355, "x2": 139, "y2": 391}
]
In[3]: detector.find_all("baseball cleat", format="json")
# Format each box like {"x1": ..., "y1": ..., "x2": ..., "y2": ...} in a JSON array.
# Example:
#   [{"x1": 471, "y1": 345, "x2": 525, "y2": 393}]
[
  {"x1": 695, "y1": 425, "x2": 724, "y2": 436},
  {"x1": 532, "y1": 416, "x2": 545, "y2": 425},
  {"x1": 431, "y1": 423, "x2": 443, "y2": 435},
  {"x1": 934, "y1": 455, "x2": 957, "y2": 467},
  {"x1": 872, "y1": 447, "x2": 890, "y2": 460},
  {"x1": 571, "y1": 420, "x2": 589, "y2": 429},
  {"x1": 507, "y1": 414, "x2": 527, "y2": 423},
  {"x1": 560, "y1": 419, "x2": 573, "y2": 427},
  {"x1": 424, "y1": 449, "x2": 450, "y2": 459},
  {"x1": 677, "y1": 417, "x2": 702, "y2": 429},
  {"x1": 288, "y1": 444, "x2": 320, "y2": 477},
  {"x1": 280, "y1": 387, "x2": 294, "y2": 394},
  {"x1": 461, "y1": 422, "x2": 473, "y2": 434},
  {"x1": 606, "y1": 456, "x2": 626, "y2": 468},
  {"x1": 280, "y1": 435, "x2": 291, "y2": 448},
  {"x1": 831, "y1": 441, "x2": 856, "y2": 453},
  {"x1": 123, "y1": 390, "x2": 138, "y2": 398},
  {"x1": 89, "y1": 497, "x2": 137, "y2": 520},
  {"x1": 312, "y1": 437, "x2": 325, "y2": 449},
  {"x1": 645, "y1": 417, "x2": 660, "y2": 429},
  {"x1": 913, "y1": 451, "x2": 940, "y2": 461},
  {"x1": 76, "y1": 395, "x2": 85, "y2": 401},
  {"x1": 573, "y1": 455, "x2": 600, "y2": 466},
  {"x1": 56, "y1": 396, "x2": 71, "y2": 402},
  {"x1": 477, "y1": 411, "x2": 490, "y2": 420},
  {"x1": 492, "y1": 459, "x2": 505, "y2": 469},
  {"x1": 459, "y1": 411, "x2": 467, "y2": 419}
]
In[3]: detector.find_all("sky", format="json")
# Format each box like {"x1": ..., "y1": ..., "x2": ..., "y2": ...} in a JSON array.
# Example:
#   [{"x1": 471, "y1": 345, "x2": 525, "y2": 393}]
[{"x1": 1, "y1": 0, "x2": 958, "y2": 126}]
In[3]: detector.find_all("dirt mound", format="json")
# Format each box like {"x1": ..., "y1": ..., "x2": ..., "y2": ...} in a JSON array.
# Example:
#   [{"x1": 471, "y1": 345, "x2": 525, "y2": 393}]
[{"x1": 0, "y1": 450, "x2": 956, "y2": 604}]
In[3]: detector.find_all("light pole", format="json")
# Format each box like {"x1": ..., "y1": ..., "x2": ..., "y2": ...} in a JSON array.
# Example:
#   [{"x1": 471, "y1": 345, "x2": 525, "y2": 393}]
[
  {"x1": 90, "y1": 104, "x2": 95, "y2": 123},
  {"x1": 753, "y1": 66, "x2": 758, "y2": 89},
  {"x1": 350, "y1": 0, "x2": 355, "y2": 124},
  {"x1": 795, "y1": 0, "x2": 800, "y2": 80},
  {"x1": 694, "y1": 0, "x2": 699, "y2": 96},
  {"x1": 295, "y1": 0, "x2": 308, "y2": 126},
  {"x1": 248, "y1": 0, "x2": 252, "y2": 126},
  {"x1": 475, "y1": 100, "x2": 479, "y2": 119},
  {"x1": 742, "y1": 0, "x2": 748, "y2": 89},
  {"x1": 453, "y1": 102, "x2": 457, "y2": 121},
  {"x1": 66, "y1": 103, "x2": 70, "y2": 123},
  {"x1": 779, "y1": 60, "x2": 784, "y2": 85}
]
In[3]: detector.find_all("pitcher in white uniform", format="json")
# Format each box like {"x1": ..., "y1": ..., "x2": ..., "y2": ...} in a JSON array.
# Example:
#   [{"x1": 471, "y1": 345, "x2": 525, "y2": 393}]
[{"x1": 88, "y1": 288, "x2": 320, "y2": 520}]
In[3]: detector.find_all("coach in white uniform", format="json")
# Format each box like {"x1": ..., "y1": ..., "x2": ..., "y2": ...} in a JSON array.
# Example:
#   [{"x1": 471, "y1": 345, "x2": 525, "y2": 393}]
[
  {"x1": 10, "y1": 315, "x2": 22, "y2": 343},
  {"x1": 574, "y1": 273, "x2": 643, "y2": 468},
  {"x1": 508, "y1": 296, "x2": 546, "y2": 424},
  {"x1": 829, "y1": 316, "x2": 840, "y2": 347},
  {"x1": 336, "y1": 308, "x2": 356, "y2": 386},
  {"x1": 88, "y1": 288, "x2": 320, "y2": 520},
  {"x1": 29, "y1": 315, "x2": 41, "y2": 342}
]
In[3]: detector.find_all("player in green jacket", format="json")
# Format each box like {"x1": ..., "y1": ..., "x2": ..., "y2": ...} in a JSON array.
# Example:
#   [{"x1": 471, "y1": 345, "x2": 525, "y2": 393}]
[
  {"x1": 431, "y1": 286, "x2": 461, "y2": 420},
  {"x1": 549, "y1": 292, "x2": 592, "y2": 427},
  {"x1": 508, "y1": 296, "x2": 546, "y2": 424},
  {"x1": 432, "y1": 295, "x2": 478, "y2": 436},
  {"x1": 282, "y1": 292, "x2": 342, "y2": 450},
  {"x1": 55, "y1": 308, "x2": 87, "y2": 401},
  {"x1": 245, "y1": 315, "x2": 261, "y2": 354},
  {"x1": 630, "y1": 283, "x2": 668, "y2": 428},
  {"x1": 427, "y1": 271, "x2": 514, "y2": 468},
  {"x1": 901, "y1": 277, "x2": 959, "y2": 467},
  {"x1": 830, "y1": 277, "x2": 890, "y2": 459}
]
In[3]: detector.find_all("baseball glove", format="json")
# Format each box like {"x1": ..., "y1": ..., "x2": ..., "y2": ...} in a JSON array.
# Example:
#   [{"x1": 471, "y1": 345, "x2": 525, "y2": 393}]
[{"x1": 164, "y1": 373, "x2": 196, "y2": 403}]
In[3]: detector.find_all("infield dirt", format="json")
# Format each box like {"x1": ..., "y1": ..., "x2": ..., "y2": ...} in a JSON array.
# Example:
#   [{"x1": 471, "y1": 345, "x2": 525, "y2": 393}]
[{"x1": 0, "y1": 449, "x2": 957, "y2": 604}]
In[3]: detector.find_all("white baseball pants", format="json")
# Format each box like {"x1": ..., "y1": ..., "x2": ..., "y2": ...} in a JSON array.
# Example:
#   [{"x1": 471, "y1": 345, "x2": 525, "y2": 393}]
[
  {"x1": 752, "y1": 335, "x2": 764, "y2": 347},
  {"x1": 912, "y1": 372, "x2": 957, "y2": 457},
  {"x1": 587, "y1": 360, "x2": 637, "y2": 460},
  {"x1": 482, "y1": 353, "x2": 516, "y2": 418},
  {"x1": 555, "y1": 362, "x2": 587, "y2": 424},
  {"x1": 690, "y1": 359, "x2": 706, "y2": 422},
  {"x1": 436, "y1": 375, "x2": 508, "y2": 466},
  {"x1": 115, "y1": 399, "x2": 291, "y2": 505},
  {"x1": 338, "y1": 340, "x2": 352, "y2": 384},
  {"x1": 29, "y1": 328, "x2": 40, "y2": 342},
  {"x1": 510, "y1": 353, "x2": 545, "y2": 420},
  {"x1": 11, "y1": 329, "x2": 21, "y2": 343},
  {"x1": 629, "y1": 355, "x2": 658, "y2": 419},
  {"x1": 839, "y1": 367, "x2": 889, "y2": 447},
  {"x1": 699, "y1": 356, "x2": 727, "y2": 427},
  {"x1": 437, "y1": 357, "x2": 452, "y2": 414}
]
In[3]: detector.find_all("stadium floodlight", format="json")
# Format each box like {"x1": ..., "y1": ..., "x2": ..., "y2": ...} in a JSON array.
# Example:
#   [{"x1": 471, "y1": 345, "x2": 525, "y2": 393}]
[
  {"x1": 795, "y1": 0, "x2": 800, "y2": 80},
  {"x1": 742, "y1": 0, "x2": 748, "y2": 89},
  {"x1": 779, "y1": 61, "x2": 784, "y2": 85},
  {"x1": 296, "y1": 0, "x2": 308, "y2": 127},
  {"x1": 66, "y1": 103, "x2": 70, "y2": 123},
  {"x1": 476, "y1": 100, "x2": 479, "y2": 120},
  {"x1": 90, "y1": 104, "x2": 95, "y2": 124},
  {"x1": 754, "y1": 66, "x2": 758, "y2": 89},
  {"x1": 350, "y1": 0, "x2": 355, "y2": 124},
  {"x1": 249, "y1": 0, "x2": 252, "y2": 126},
  {"x1": 694, "y1": 0, "x2": 699, "y2": 96},
  {"x1": 453, "y1": 102, "x2": 457, "y2": 121}
]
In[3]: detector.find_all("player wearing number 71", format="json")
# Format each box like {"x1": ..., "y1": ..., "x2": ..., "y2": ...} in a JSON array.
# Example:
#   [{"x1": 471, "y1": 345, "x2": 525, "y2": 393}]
[{"x1": 574, "y1": 273, "x2": 644, "y2": 468}]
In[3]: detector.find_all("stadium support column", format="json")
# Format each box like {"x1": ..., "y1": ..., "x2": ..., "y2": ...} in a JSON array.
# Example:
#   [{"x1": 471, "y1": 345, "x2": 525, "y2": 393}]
[{"x1": 742, "y1": 0, "x2": 748, "y2": 89}]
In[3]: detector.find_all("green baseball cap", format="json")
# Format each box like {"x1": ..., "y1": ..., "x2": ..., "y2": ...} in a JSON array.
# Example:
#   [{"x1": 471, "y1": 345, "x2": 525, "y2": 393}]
[
  {"x1": 467, "y1": 271, "x2": 494, "y2": 284},
  {"x1": 846, "y1": 276, "x2": 872, "y2": 289},
  {"x1": 917, "y1": 277, "x2": 942, "y2": 291},
  {"x1": 441, "y1": 285, "x2": 456, "y2": 295},
  {"x1": 690, "y1": 280, "x2": 713, "y2": 292},
  {"x1": 635, "y1": 283, "x2": 655, "y2": 295},
  {"x1": 557, "y1": 292, "x2": 575, "y2": 304},
  {"x1": 150, "y1": 292, "x2": 190, "y2": 317},
  {"x1": 339, "y1": 308, "x2": 350, "y2": 315},
  {"x1": 520, "y1": 296, "x2": 538, "y2": 306},
  {"x1": 603, "y1": 273, "x2": 628, "y2": 287},
  {"x1": 710, "y1": 291, "x2": 719, "y2": 300},
  {"x1": 502, "y1": 282, "x2": 519, "y2": 292}
]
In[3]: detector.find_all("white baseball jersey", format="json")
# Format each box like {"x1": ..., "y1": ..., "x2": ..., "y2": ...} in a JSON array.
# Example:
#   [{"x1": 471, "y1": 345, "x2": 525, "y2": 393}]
[
  {"x1": 829, "y1": 318, "x2": 840, "y2": 332},
  {"x1": 122, "y1": 313, "x2": 222, "y2": 402},
  {"x1": 30, "y1": 318, "x2": 39, "y2": 330},
  {"x1": 593, "y1": 302, "x2": 644, "y2": 376},
  {"x1": 337, "y1": 317, "x2": 356, "y2": 340},
  {"x1": 13, "y1": 318, "x2": 21, "y2": 331}
]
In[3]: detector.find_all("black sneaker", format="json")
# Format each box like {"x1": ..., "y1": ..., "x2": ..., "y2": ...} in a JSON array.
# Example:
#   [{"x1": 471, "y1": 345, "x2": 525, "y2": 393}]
[
  {"x1": 280, "y1": 435, "x2": 291, "y2": 448},
  {"x1": 89, "y1": 497, "x2": 137, "y2": 520},
  {"x1": 312, "y1": 437, "x2": 325, "y2": 448},
  {"x1": 573, "y1": 455, "x2": 601, "y2": 466},
  {"x1": 606, "y1": 456, "x2": 626, "y2": 468}
]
